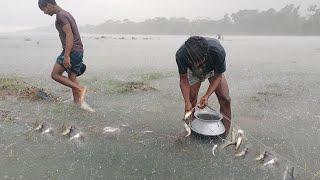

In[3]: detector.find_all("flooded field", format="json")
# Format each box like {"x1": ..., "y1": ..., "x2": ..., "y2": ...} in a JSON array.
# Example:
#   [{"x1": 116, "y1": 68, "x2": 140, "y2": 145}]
[{"x1": 0, "y1": 34, "x2": 320, "y2": 179}]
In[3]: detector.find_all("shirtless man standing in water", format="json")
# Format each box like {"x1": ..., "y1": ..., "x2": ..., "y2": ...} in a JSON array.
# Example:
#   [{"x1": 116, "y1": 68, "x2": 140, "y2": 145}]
[{"x1": 38, "y1": 0, "x2": 87, "y2": 105}]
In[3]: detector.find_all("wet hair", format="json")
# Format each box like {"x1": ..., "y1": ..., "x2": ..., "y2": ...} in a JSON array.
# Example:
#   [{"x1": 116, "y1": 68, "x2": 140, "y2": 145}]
[
  {"x1": 185, "y1": 36, "x2": 209, "y2": 66},
  {"x1": 38, "y1": 0, "x2": 57, "y2": 9}
]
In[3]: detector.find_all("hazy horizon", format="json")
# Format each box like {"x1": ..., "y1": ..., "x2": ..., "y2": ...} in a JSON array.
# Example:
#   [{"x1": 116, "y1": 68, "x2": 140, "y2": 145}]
[{"x1": 0, "y1": 0, "x2": 319, "y2": 32}]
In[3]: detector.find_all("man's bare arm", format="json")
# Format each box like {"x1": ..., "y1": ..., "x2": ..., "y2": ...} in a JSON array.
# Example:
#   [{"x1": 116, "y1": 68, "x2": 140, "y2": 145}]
[{"x1": 179, "y1": 74, "x2": 193, "y2": 112}]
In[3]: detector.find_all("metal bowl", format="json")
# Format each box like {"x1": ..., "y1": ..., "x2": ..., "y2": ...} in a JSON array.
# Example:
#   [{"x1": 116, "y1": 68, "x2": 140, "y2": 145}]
[{"x1": 190, "y1": 107, "x2": 225, "y2": 136}]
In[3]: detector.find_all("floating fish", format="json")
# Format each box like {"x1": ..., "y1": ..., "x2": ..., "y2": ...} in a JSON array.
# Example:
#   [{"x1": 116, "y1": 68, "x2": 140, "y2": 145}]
[
  {"x1": 255, "y1": 151, "x2": 268, "y2": 161},
  {"x1": 263, "y1": 158, "x2": 278, "y2": 166},
  {"x1": 212, "y1": 144, "x2": 218, "y2": 156},
  {"x1": 61, "y1": 124, "x2": 72, "y2": 135},
  {"x1": 283, "y1": 166, "x2": 295, "y2": 180},
  {"x1": 184, "y1": 123, "x2": 192, "y2": 137},
  {"x1": 235, "y1": 147, "x2": 248, "y2": 157},
  {"x1": 219, "y1": 141, "x2": 236, "y2": 150},
  {"x1": 184, "y1": 111, "x2": 192, "y2": 120},
  {"x1": 235, "y1": 129, "x2": 244, "y2": 151},
  {"x1": 39, "y1": 122, "x2": 53, "y2": 134},
  {"x1": 34, "y1": 120, "x2": 42, "y2": 131},
  {"x1": 103, "y1": 127, "x2": 120, "y2": 133},
  {"x1": 68, "y1": 126, "x2": 82, "y2": 140}
]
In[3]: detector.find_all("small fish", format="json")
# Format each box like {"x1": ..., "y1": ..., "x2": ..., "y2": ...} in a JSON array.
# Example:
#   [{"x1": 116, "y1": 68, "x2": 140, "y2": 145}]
[
  {"x1": 68, "y1": 126, "x2": 82, "y2": 140},
  {"x1": 34, "y1": 121, "x2": 42, "y2": 131},
  {"x1": 255, "y1": 151, "x2": 267, "y2": 161},
  {"x1": 283, "y1": 166, "x2": 295, "y2": 180},
  {"x1": 39, "y1": 122, "x2": 53, "y2": 134},
  {"x1": 184, "y1": 123, "x2": 191, "y2": 137},
  {"x1": 219, "y1": 141, "x2": 236, "y2": 150},
  {"x1": 103, "y1": 127, "x2": 120, "y2": 133},
  {"x1": 235, "y1": 147, "x2": 248, "y2": 157},
  {"x1": 212, "y1": 144, "x2": 218, "y2": 156},
  {"x1": 235, "y1": 129, "x2": 244, "y2": 151},
  {"x1": 61, "y1": 124, "x2": 72, "y2": 136},
  {"x1": 263, "y1": 158, "x2": 278, "y2": 166},
  {"x1": 184, "y1": 111, "x2": 192, "y2": 120}
]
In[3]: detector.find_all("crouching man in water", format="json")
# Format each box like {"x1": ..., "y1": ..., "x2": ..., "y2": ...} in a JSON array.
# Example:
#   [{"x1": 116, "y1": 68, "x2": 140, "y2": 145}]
[
  {"x1": 176, "y1": 36, "x2": 231, "y2": 136},
  {"x1": 38, "y1": 0, "x2": 87, "y2": 105}
]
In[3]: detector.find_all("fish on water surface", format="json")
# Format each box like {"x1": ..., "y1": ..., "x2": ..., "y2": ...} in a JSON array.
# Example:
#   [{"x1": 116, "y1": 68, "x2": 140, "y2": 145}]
[
  {"x1": 219, "y1": 141, "x2": 236, "y2": 150},
  {"x1": 61, "y1": 124, "x2": 72, "y2": 135},
  {"x1": 212, "y1": 144, "x2": 218, "y2": 156},
  {"x1": 255, "y1": 151, "x2": 269, "y2": 161},
  {"x1": 183, "y1": 122, "x2": 192, "y2": 137},
  {"x1": 235, "y1": 147, "x2": 248, "y2": 157},
  {"x1": 235, "y1": 129, "x2": 244, "y2": 151},
  {"x1": 103, "y1": 127, "x2": 120, "y2": 134},
  {"x1": 263, "y1": 158, "x2": 278, "y2": 166},
  {"x1": 68, "y1": 126, "x2": 83, "y2": 141},
  {"x1": 34, "y1": 121, "x2": 53, "y2": 134}
]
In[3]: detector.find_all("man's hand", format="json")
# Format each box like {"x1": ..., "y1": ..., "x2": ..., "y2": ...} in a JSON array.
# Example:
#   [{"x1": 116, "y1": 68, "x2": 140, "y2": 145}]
[
  {"x1": 63, "y1": 55, "x2": 71, "y2": 69},
  {"x1": 198, "y1": 95, "x2": 209, "y2": 109},
  {"x1": 185, "y1": 101, "x2": 193, "y2": 113}
]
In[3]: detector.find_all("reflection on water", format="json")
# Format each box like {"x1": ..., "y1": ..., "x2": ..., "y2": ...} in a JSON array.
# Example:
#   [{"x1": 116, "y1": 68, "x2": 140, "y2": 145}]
[{"x1": 0, "y1": 34, "x2": 319, "y2": 179}]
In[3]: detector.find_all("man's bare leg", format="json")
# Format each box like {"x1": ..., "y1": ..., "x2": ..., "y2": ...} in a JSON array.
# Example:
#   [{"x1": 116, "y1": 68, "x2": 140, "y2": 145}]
[
  {"x1": 68, "y1": 73, "x2": 80, "y2": 103},
  {"x1": 51, "y1": 63, "x2": 86, "y2": 104},
  {"x1": 211, "y1": 75, "x2": 232, "y2": 137}
]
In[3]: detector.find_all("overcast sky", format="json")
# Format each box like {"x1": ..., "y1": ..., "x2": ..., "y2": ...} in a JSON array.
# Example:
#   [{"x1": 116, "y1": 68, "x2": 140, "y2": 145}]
[{"x1": 0, "y1": 0, "x2": 319, "y2": 32}]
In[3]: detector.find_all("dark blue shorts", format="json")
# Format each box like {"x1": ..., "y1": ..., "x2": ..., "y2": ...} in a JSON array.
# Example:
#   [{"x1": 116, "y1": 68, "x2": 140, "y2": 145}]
[{"x1": 56, "y1": 51, "x2": 86, "y2": 76}]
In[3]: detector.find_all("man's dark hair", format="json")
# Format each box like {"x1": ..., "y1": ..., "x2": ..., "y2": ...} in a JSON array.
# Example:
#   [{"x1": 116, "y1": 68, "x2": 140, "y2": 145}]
[
  {"x1": 185, "y1": 36, "x2": 209, "y2": 65},
  {"x1": 38, "y1": 0, "x2": 57, "y2": 9}
]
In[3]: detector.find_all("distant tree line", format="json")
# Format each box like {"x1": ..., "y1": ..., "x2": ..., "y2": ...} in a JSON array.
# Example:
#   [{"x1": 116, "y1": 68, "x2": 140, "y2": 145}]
[
  {"x1": 35, "y1": 4, "x2": 320, "y2": 35},
  {"x1": 80, "y1": 4, "x2": 320, "y2": 35}
]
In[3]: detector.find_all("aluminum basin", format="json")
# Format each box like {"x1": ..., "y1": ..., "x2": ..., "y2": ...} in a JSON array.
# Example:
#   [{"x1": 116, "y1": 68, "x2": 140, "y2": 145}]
[{"x1": 190, "y1": 107, "x2": 225, "y2": 136}]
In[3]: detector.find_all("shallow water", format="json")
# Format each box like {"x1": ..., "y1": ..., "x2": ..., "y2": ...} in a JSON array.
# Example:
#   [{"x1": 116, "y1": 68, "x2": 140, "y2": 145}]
[{"x1": 0, "y1": 34, "x2": 320, "y2": 179}]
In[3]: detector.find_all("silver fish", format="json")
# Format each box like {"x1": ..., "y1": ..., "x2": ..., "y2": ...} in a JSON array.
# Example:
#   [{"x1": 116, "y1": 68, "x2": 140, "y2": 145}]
[
  {"x1": 42, "y1": 127, "x2": 53, "y2": 134},
  {"x1": 283, "y1": 166, "x2": 295, "y2": 180},
  {"x1": 184, "y1": 111, "x2": 192, "y2": 120},
  {"x1": 212, "y1": 144, "x2": 218, "y2": 156},
  {"x1": 235, "y1": 147, "x2": 248, "y2": 157},
  {"x1": 235, "y1": 129, "x2": 244, "y2": 151},
  {"x1": 263, "y1": 158, "x2": 278, "y2": 166},
  {"x1": 34, "y1": 121, "x2": 42, "y2": 131},
  {"x1": 255, "y1": 151, "x2": 267, "y2": 161},
  {"x1": 35, "y1": 122, "x2": 53, "y2": 134},
  {"x1": 103, "y1": 127, "x2": 120, "y2": 133},
  {"x1": 184, "y1": 123, "x2": 192, "y2": 137},
  {"x1": 61, "y1": 124, "x2": 72, "y2": 135},
  {"x1": 219, "y1": 141, "x2": 236, "y2": 150},
  {"x1": 68, "y1": 126, "x2": 82, "y2": 140}
]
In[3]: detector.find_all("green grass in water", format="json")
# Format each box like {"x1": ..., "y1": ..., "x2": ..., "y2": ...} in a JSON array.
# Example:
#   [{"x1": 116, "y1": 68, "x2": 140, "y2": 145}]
[{"x1": 0, "y1": 77, "x2": 28, "y2": 94}]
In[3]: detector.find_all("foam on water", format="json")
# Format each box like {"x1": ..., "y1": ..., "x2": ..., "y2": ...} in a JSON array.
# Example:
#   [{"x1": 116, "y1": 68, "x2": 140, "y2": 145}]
[{"x1": 80, "y1": 101, "x2": 95, "y2": 113}]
